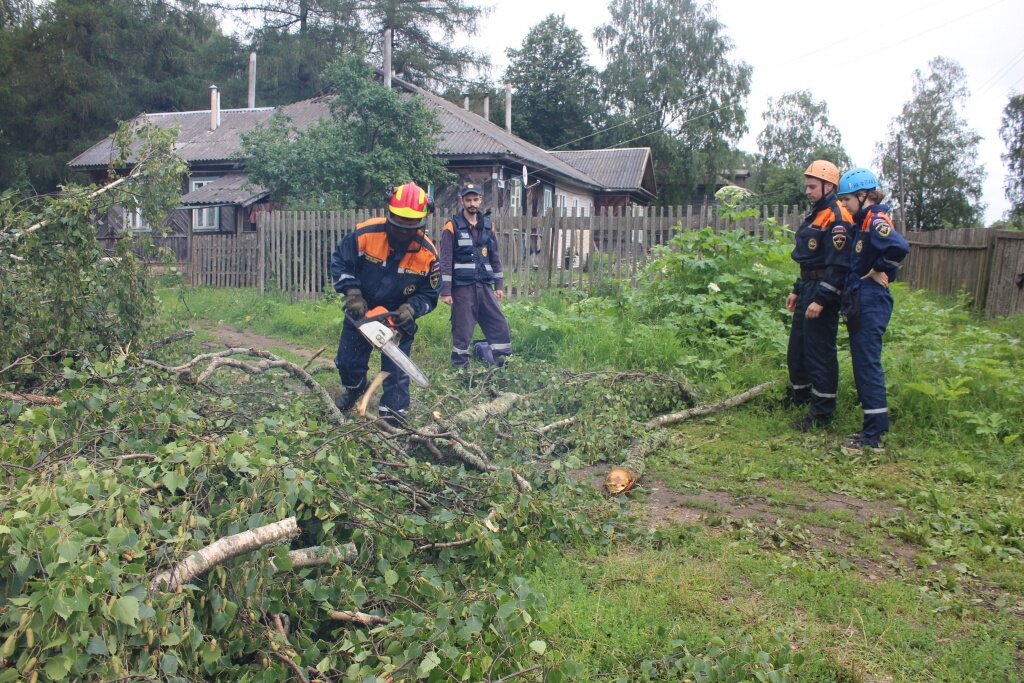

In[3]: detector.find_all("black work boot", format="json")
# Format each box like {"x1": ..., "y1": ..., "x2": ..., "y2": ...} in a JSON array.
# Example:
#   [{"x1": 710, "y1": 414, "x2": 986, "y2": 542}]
[
  {"x1": 334, "y1": 381, "x2": 366, "y2": 412},
  {"x1": 378, "y1": 407, "x2": 409, "y2": 428}
]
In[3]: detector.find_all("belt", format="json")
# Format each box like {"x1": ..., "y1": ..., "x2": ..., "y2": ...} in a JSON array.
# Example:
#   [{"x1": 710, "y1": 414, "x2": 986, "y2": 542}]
[{"x1": 800, "y1": 269, "x2": 825, "y2": 280}]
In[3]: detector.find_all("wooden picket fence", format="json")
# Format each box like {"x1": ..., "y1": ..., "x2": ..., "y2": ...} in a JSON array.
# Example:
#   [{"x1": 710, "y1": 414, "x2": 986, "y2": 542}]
[
  {"x1": 186, "y1": 209, "x2": 1024, "y2": 317},
  {"x1": 249, "y1": 205, "x2": 802, "y2": 300}
]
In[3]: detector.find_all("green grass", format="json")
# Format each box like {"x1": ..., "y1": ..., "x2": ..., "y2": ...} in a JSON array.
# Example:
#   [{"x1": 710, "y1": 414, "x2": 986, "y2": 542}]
[{"x1": 157, "y1": 280, "x2": 1024, "y2": 681}]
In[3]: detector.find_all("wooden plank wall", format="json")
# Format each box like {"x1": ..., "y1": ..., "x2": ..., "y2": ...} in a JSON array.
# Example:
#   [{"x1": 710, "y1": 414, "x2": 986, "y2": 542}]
[
  {"x1": 984, "y1": 231, "x2": 1024, "y2": 318},
  {"x1": 902, "y1": 228, "x2": 996, "y2": 309}
]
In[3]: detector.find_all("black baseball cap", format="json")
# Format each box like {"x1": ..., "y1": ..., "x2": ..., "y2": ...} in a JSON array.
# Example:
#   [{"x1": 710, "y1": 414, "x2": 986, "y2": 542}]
[{"x1": 458, "y1": 182, "x2": 483, "y2": 197}]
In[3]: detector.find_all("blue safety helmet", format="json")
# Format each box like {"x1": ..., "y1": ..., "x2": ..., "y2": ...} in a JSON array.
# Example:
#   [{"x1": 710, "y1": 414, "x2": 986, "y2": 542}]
[{"x1": 838, "y1": 168, "x2": 879, "y2": 195}]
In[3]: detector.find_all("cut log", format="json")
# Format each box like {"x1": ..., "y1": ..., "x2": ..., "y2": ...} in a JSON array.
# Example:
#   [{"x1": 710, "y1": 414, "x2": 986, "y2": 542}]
[
  {"x1": 150, "y1": 516, "x2": 300, "y2": 592},
  {"x1": 356, "y1": 371, "x2": 389, "y2": 416}
]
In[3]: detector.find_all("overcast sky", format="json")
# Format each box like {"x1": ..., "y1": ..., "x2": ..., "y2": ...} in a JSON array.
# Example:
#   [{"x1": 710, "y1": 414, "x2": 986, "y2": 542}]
[{"x1": 475, "y1": 0, "x2": 1024, "y2": 224}]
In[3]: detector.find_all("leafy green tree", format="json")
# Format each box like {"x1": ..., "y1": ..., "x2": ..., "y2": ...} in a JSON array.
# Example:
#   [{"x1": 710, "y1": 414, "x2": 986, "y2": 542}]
[
  {"x1": 240, "y1": 55, "x2": 452, "y2": 206},
  {"x1": 503, "y1": 14, "x2": 600, "y2": 150},
  {"x1": 751, "y1": 91, "x2": 849, "y2": 206},
  {"x1": 877, "y1": 57, "x2": 984, "y2": 230},
  {"x1": 594, "y1": 0, "x2": 751, "y2": 204},
  {"x1": 208, "y1": 0, "x2": 487, "y2": 89},
  {"x1": 999, "y1": 92, "x2": 1024, "y2": 226},
  {"x1": 0, "y1": 0, "x2": 245, "y2": 192}
]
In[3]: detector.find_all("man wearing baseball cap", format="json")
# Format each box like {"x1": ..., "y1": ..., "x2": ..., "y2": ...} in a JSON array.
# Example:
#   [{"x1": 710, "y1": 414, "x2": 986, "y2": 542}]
[{"x1": 438, "y1": 181, "x2": 512, "y2": 367}]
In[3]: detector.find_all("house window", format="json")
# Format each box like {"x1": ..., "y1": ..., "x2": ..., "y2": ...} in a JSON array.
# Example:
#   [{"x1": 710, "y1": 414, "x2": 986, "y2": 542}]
[
  {"x1": 124, "y1": 206, "x2": 151, "y2": 233},
  {"x1": 190, "y1": 177, "x2": 219, "y2": 232},
  {"x1": 509, "y1": 179, "x2": 522, "y2": 216},
  {"x1": 573, "y1": 198, "x2": 580, "y2": 217},
  {"x1": 543, "y1": 187, "x2": 553, "y2": 216}
]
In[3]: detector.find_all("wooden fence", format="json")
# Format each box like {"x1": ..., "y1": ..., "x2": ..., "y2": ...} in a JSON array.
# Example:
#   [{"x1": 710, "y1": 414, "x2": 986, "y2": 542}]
[
  {"x1": 901, "y1": 228, "x2": 1024, "y2": 317},
  {"x1": 191, "y1": 233, "x2": 258, "y2": 287},
  {"x1": 252, "y1": 205, "x2": 803, "y2": 300}
]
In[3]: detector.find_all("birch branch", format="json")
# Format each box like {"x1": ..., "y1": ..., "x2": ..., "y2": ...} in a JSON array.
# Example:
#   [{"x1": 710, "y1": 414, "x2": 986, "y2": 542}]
[
  {"x1": 329, "y1": 610, "x2": 392, "y2": 627},
  {"x1": 150, "y1": 516, "x2": 300, "y2": 593},
  {"x1": 0, "y1": 391, "x2": 61, "y2": 406},
  {"x1": 285, "y1": 543, "x2": 358, "y2": 568},
  {"x1": 645, "y1": 381, "x2": 776, "y2": 429}
]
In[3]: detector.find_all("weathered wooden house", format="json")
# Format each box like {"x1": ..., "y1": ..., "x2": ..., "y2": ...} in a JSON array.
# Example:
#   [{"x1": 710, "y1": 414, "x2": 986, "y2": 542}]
[{"x1": 67, "y1": 71, "x2": 656, "y2": 260}]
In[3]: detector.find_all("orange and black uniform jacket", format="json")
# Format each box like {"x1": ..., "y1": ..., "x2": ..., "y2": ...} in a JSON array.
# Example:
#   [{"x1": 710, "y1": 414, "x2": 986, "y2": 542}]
[
  {"x1": 790, "y1": 194, "x2": 853, "y2": 308},
  {"x1": 330, "y1": 217, "x2": 440, "y2": 317}
]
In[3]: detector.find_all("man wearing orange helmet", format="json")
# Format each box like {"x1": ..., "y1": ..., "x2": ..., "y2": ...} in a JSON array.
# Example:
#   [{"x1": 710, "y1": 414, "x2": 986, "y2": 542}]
[
  {"x1": 786, "y1": 160, "x2": 853, "y2": 431},
  {"x1": 330, "y1": 182, "x2": 440, "y2": 424}
]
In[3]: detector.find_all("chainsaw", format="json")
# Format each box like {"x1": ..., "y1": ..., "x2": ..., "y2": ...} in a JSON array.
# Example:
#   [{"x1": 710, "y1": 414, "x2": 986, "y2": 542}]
[{"x1": 348, "y1": 306, "x2": 429, "y2": 387}]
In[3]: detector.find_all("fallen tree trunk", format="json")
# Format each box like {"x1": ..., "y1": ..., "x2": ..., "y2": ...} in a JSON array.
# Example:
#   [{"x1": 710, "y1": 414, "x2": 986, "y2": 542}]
[
  {"x1": 151, "y1": 516, "x2": 300, "y2": 593},
  {"x1": 450, "y1": 392, "x2": 523, "y2": 426}
]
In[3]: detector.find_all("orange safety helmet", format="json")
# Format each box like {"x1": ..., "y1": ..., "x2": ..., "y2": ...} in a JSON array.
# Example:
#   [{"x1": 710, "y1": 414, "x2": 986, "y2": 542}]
[
  {"x1": 804, "y1": 160, "x2": 840, "y2": 188},
  {"x1": 387, "y1": 182, "x2": 431, "y2": 229}
]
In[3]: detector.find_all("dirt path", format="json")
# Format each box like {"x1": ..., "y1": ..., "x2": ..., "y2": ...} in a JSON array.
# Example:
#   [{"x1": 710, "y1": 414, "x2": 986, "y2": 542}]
[
  {"x1": 195, "y1": 322, "x2": 328, "y2": 364},
  {"x1": 573, "y1": 465, "x2": 919, "y2": 581}
]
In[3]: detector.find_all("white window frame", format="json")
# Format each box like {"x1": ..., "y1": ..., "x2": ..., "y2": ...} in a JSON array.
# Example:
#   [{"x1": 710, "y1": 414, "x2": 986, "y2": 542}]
[
  {"x1": 543, "y1": 187, "x2": 553, "y2": 216},
  {"x1": 509, "y1": 179, "x2": 522, "y2": 216},
  {"x1": 190, "y1": 177, "x2": 220, "y2": 232},
  {"x1": 124, "y1": 206, "x2": 151, "y2": 233}
]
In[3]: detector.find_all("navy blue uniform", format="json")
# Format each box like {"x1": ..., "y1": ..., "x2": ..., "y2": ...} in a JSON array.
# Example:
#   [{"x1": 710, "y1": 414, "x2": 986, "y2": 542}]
[
  {"x1": 439, "y1": 212, "x2": 511, "y2": 366},
  {"x1": 787, "y1": 194, "x2": 853, "y2": 423},
  {"x1": 330, "y1": 217, "x2": 439, "y2": 419},
  {"x1": 843, "y1": 204, "x2": 909, "y2": 445}
]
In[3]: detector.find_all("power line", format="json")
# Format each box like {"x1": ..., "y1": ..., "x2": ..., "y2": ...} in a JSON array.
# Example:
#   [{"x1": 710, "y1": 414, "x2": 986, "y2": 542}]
[{"x1": 976, "y1": 47, "x2": 1024, "y2": 96}]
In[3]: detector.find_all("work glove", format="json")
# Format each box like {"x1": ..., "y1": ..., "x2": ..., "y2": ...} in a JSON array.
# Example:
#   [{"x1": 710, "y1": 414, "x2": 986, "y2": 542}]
[
  {"x1": 344, "y1": 288, "x2": 368, "y2": 319},
  {"x1": 394, "y1": 303, "x2": 415, "y2": 331}
]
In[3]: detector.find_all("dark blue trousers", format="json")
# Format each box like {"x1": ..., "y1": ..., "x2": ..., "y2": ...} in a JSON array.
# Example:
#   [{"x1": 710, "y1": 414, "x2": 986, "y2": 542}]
[
  {"x1": 449, "y1": 283, "x2": 511, "y2": 366},
  {"x1": 335, "y1": 320, "x2": 415, "y2": 415},
  {"x1": 787, "y1": 279, "x2": 839, "y2": 422},
  {"x1": 845, "y1": 282, "x2": 893, "y2": 444}
]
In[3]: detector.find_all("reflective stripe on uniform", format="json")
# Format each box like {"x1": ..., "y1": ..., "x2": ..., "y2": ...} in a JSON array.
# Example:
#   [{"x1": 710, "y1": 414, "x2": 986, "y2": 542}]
[
  {"x1": 811, "y1": 388, "x2": 836, "y2": 398},
  {"x1": 863, "y1": 407, "x2": 889, "y2": 415},
  {"x1": 490, "y1": 343, "x2": 511, "y2": 351},
  {"x1": 454, "y1": 263, "x2": 476, "y2": 270},
  {"x1": 820, "y1": 282, "x2": 841, "y2": 294},
  {"x1": 457, "y1": 239, "x2": 473, "y2": 246},
  {"x1": 441, "y1": 275, "x2": 452, "y2": 282},
  {"x1": 791, "y1": 383, "x2": 811, "y2": 390},
  {"x1": 452, "y1": 346, "x2": 470, "y2": 356}
]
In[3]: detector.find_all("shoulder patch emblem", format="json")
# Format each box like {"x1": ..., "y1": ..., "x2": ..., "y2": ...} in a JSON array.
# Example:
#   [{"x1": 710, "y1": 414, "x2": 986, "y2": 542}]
[
  {"x1": 833, "y1": 233, "x2": 848, "y2": 251},
  {"x1": 429, "y1": 264, "x2": 440, "y2": 290},
  {"x1": 855, "y1": 240, "x2": 864, "y2": 253},
  {"x1": 403, "y1": 284, "x2": 417, "y2": 296},
  {"x1": 874, "y1": 220, "x2": 892, "y2": 238},
  {"x1": 808, "y1": 237, "x2": 818, "y2": 251},
  {"x1": 481, "y1": 246, "x2": 488, "y2": 257}
]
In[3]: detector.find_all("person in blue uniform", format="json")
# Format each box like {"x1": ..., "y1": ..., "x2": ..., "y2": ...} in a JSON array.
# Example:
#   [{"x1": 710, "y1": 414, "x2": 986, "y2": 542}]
[
  {"x1": 786, "y1": 160, "x2": 854, "y2": 431},
  {"x1": 836, "y1": 168, "x2": 910, "y2": 452},
  {"x1": 438, "y1": 181, "x2": 512, "y2": 367},
  {"x1": 330, "y1": 182, "x2": 440, "y2": 424}
]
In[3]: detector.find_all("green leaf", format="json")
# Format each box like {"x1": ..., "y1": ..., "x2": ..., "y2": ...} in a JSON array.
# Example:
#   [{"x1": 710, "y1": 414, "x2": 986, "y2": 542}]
[
  {"x1": 67, "y1": 502, "x2": 91, "y2": 516},
  {"x1": 44, "y1": 655, "x2": 71, "y2": 680},
  {"x1": 384, "y1": 569, "x2": 399, "y2": 587},
  {"x1": 418, "y1": 651, "x2": 441, "y2": 676},
  {"x1": 161, "y1": 470, "x2": 188, "y2": 494},
  {"x1": 87, "y1": 635, "x2": 109, "y2": 656},
  {"x1": 529, "y1": 640, "x2": 547, "y2": 655},
  {"x1": 161, "y1": 653, "x2": 179, "y2": 675},
  {"x1": 111, "y1": 595, "x2": 140, "y2": 626}
]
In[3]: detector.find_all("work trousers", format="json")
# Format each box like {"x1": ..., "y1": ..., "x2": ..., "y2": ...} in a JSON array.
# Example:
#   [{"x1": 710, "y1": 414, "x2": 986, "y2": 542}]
[
  {"x1": 787, "y1": 279, "x2": 839, "y2": 423},
  {"x1": 450, "y1": 283, "x2": 511, "y2": 366},
  {"x1": 845, "y1": 281, "x2": 893, "y2": 444},
  {"x1": 335, "y1": 320, "x2": 415, "y2": 416}
]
